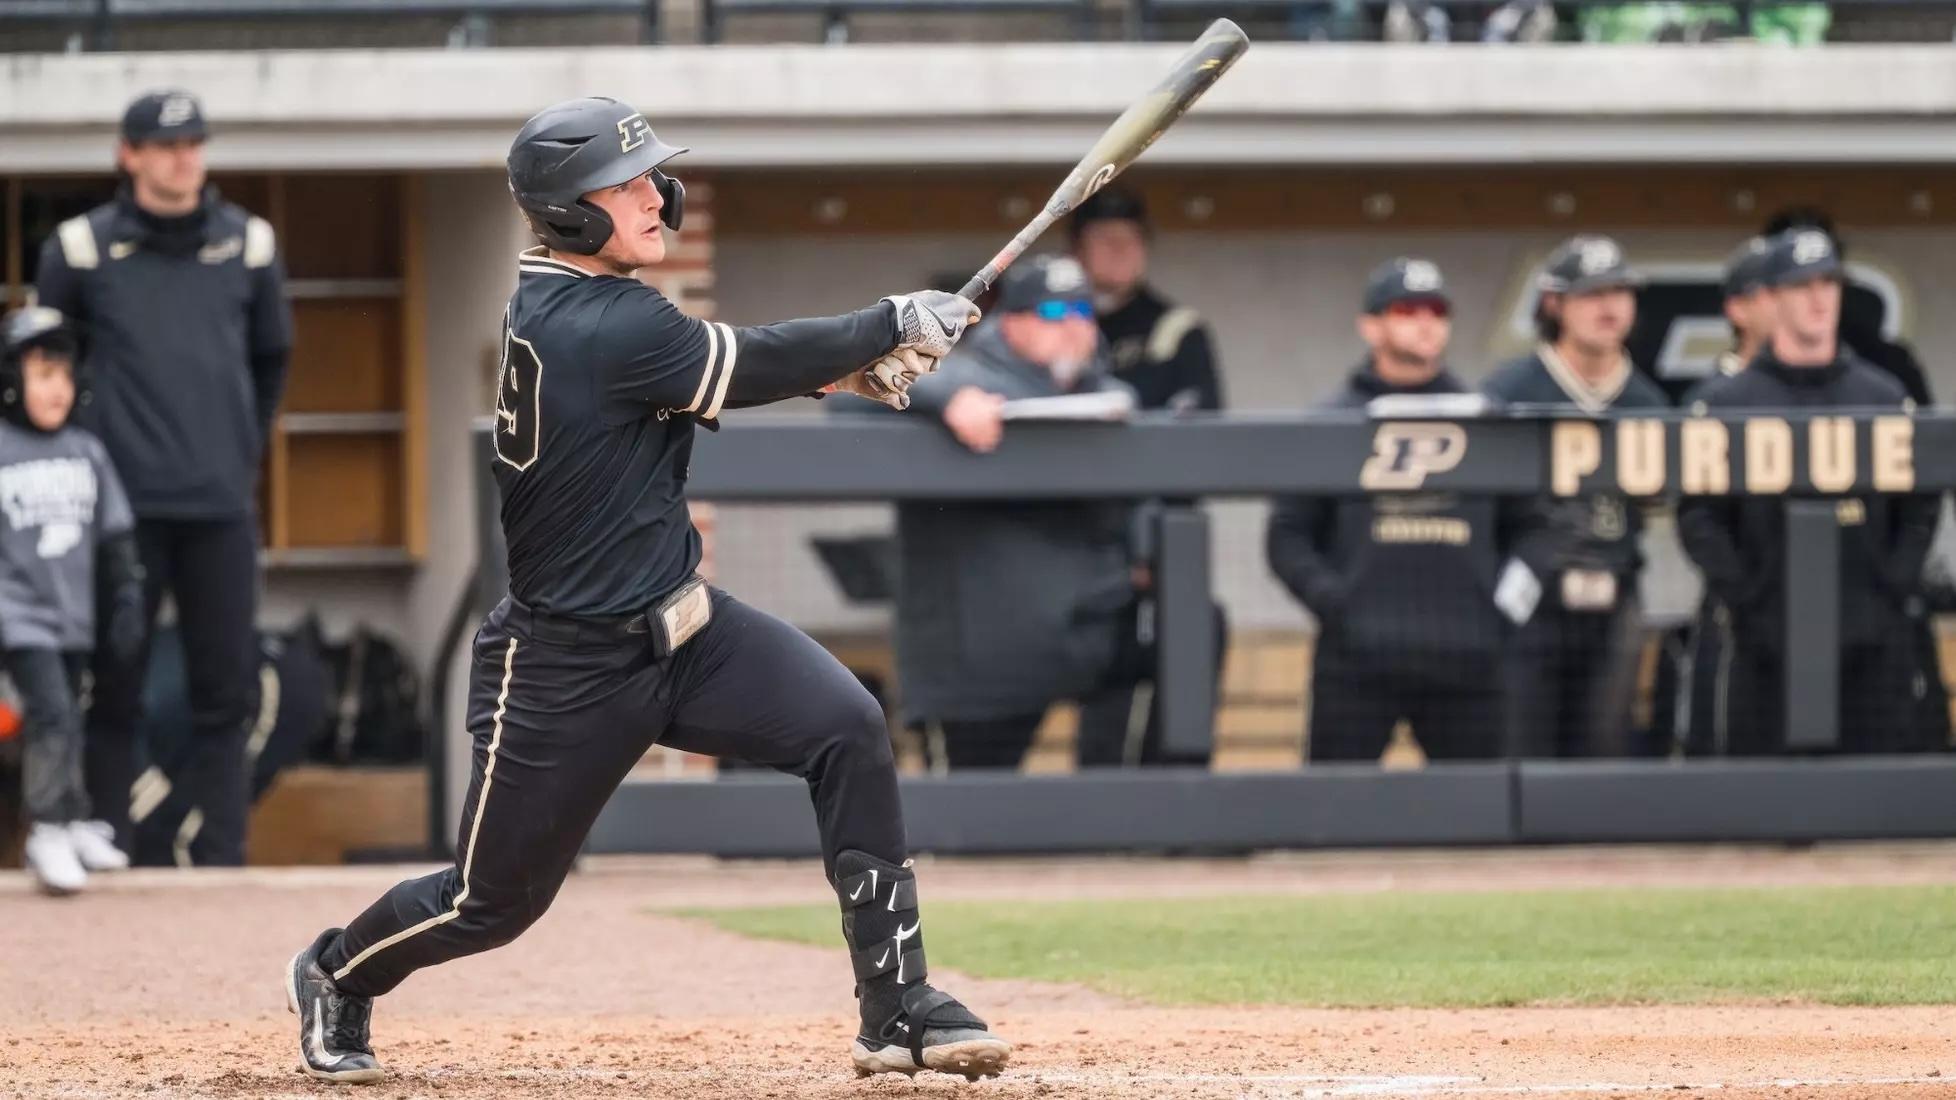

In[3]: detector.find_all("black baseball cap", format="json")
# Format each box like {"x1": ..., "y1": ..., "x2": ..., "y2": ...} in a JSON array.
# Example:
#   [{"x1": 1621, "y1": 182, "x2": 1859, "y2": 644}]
[
  {"x1": 1763, "y1": 226, "x2": 1845, "y2": 287},
  {"x1": 1363, "y1": 256, "x2": 1449, "y2": 314},
  {"x1": 995, "y1": 255, "x2": 1093, "y2": 314},
  {"x1": 1722, "y1": 236, "x2": 1774, "y2": 299},
  {"x1": 121, "y1": 90, "x2": 208, "y2": 145},
  {"x1": 1537, "y1": 235, "x2": 1642, "y2": 295},
  {"x1": 1069, "y1": 187, "x2": 1150, "y2": 238}
]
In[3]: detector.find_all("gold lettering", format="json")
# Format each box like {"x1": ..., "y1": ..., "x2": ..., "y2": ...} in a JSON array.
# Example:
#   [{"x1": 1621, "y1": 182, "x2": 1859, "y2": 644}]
[
  {"x1": 1872, "y1": 416, "x2": 1915, "y2": 492},
  {"x1": 1551, "y1": 421, "x2": 1600, "y2": 497},
  {"x1": 1809, "y1": 417, "x2": 1856, "y2": 493},
  {"x1": 1680, "y1": 418, "x2": 1730, "y2": 495},
  {"x1": 1616, "y1": 419, "x2": 1666, "y2": 497},
  {"x1": 1836, "y1": 499, "x2": 1867, "y2": 526},
  {"x1": 1743, "y1": 417, "x2": 1793, "y2": 495},
  {"x1": 1371, "y1": 517, "x2": 1471, "y2": 545}
]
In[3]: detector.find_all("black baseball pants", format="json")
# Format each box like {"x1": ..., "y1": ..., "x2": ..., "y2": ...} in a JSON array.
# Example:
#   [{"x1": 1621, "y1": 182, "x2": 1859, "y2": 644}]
[
  {"x1": 1506, "y1": 601, "x2": 1644, "y2": 759},
  {"x1": 1306, "y1": 649, "x2": 1507, "y2": 763},
  {"x1": 321, "y1": 587, "x2": 904, "y2": 998},
  {"x1": 87, "y1": 516, "x2": 260, "y2": 865}
]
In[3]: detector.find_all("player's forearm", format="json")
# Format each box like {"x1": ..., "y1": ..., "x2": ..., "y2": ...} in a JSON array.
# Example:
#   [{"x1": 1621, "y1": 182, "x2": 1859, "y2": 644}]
[{"x1": 721, "y1": 305, "x2": 898, "y2": 406}]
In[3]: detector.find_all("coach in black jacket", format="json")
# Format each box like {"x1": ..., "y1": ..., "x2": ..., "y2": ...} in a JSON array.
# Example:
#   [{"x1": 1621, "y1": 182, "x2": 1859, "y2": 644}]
[
  {"x1": 1678, "y1": 228, "x2": 1942, "y2": 755},
  {"x1": 1268, "y1": 258, "x2": 1510, "y2": 763},
  {"x1": 1483, "y1": 236, "x2": 1671, "y2": 758},
  {"x1": 35, "y1": 92, "x2": 290, "y2": 864}
]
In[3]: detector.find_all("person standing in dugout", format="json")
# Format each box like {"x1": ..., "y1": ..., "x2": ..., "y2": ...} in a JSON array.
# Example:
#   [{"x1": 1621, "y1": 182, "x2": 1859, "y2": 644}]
[
  {"x1": 1483, "y1": 235, "x2": 1671, "y2": 758},
  {"x1": 281, "y1": 97, "x2": 1009, "y2": 1085},
  {"x1": 34, "y1": 91, "x2": 291, "y2": 866},
  {"x1": 0, "y1": 308, "x2": 146, "y2": 895},
  {"x1": 1659, "y1": 236, "x2": 1777, "y2": 756},
  {"x1": 1677, "y1": 228, "x2": 1942, "y2": 755},
  {"x1": 1069, "y1": 187, "x2": 1223, "y2": 413},
  {"x1": 1267, "y1": 258, "x2": 1512, "y2": 763},
  {"x1": 1068, "y1": 188, "x2": 1226, "y2": 766}
]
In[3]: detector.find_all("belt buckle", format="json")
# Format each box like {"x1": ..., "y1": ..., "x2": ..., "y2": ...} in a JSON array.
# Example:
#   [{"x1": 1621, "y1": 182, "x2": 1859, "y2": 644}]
[{"x1": 652, "y1": 576, "x2": 711, "y2": 656}]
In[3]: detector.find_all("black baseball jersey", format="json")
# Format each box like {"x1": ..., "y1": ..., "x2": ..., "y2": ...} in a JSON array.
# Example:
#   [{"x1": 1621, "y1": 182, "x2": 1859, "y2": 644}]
[
  {"x1": 1483, "y1": 347, "x2": 1672, "y2": 583},
  {"x1": 493, "y1": 248, "x2": 897, "y2": 617},
  {"x1": 491, "y1": 250, "x2": 736, "y2": 616},
  {"x1": 35, "y1": 186, "x2": 291, "y2": 520}
]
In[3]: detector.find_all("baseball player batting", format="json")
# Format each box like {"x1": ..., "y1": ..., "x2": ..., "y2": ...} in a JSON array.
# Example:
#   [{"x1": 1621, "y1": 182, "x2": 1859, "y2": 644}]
[{"x1": 282, "y1": 97, "x2": 1004, "y2": 1084}]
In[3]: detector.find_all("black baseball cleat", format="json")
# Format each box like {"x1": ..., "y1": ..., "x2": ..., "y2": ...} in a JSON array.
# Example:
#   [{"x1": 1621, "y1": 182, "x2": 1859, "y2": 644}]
[
  {"x1": 285, "y1": 928, "x2": 384, "y2": 1084},
  {"x1": 851, "y1": 981, "x2": 1012, "y2": 1081}
]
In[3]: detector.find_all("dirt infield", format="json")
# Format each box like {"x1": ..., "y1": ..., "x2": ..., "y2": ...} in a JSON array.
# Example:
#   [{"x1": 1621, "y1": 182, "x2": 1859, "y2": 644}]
[{"x1": 5, "y1": 844, "x2": 1956, "y2": 1100}]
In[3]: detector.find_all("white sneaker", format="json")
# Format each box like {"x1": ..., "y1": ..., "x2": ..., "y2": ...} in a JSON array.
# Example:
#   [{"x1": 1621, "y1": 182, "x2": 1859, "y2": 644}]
[
  {"x1": 68, "y1": 820, "x2": 130, "y2": 872},
  {"x1": 25, "y1": 822, "x2": 87, "y2": 895}
]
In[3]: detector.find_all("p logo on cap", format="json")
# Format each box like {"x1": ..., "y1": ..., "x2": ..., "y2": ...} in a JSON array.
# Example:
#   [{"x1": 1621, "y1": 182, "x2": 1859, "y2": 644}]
[
  {"x1": 1402, "y1": 260, "x2": 1443, "y2": 293},
  {"x1": 157, "y1": 95, "x2": 199, "y2": 129},
  {"x1": 1791, "y1": 230, "x2": 1832, "y2": 266},
  {"x1": 1578, "y1": 238, "x2": 1622, "y2": 275},
  {"x1": 1043, "y1": 257, "x2": 1087, "y2": 296}
]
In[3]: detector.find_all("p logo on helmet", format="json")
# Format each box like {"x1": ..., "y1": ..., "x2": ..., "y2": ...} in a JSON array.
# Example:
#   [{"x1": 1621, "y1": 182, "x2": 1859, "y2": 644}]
[{"x1": 617, "y1": 114, "x2": 651, "y2": 154}]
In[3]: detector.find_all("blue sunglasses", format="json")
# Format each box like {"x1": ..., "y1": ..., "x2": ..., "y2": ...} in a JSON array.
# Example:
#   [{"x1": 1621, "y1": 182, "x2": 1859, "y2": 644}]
[{"x1": 1032, "y1": 299, "x2": 1096, "y2": 321}]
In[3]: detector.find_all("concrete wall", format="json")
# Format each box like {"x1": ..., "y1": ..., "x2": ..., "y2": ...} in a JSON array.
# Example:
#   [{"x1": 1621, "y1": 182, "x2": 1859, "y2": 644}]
[{"x1": 14, "y1": 46, "x2": 1956, "y2": 171}]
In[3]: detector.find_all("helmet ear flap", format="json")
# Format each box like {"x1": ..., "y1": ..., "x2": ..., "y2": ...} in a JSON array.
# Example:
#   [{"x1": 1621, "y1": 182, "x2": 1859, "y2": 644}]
[{"x1": 654, "y1": 170, "x2": 685, "y2": 232}]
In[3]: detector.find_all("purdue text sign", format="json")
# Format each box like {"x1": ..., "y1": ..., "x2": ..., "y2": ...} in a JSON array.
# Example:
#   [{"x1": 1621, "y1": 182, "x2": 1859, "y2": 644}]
[{"x1": 1549, "y1": 415, "x2": 1920, "y2": 498}]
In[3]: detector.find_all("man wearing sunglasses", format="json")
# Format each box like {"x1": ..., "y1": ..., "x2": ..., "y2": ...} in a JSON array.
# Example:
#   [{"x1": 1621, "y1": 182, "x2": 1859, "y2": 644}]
[
  {"x1": 1483, "y1": 235, "x2": 1672, "y2": 759},
  {"x1": 1267, "y1": 258, "x2": 1512, "y2": 763},
  {"x1": 897, "y1": 256, "x2": 1154, "y2": 770}
]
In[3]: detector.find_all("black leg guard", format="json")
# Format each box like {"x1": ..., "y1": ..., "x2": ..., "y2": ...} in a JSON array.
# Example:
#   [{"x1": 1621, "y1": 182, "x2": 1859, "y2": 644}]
[{"x1": 832, "y1": 849, "x2": 1008, "y2": 1079}]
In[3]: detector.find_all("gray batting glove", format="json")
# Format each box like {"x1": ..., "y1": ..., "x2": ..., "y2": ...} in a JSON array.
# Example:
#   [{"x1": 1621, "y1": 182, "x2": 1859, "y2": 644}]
[
  {"x1": 881, "y1": 291, "x2": 982, "y2": 358},
  {"x1": 828, "y1": 349, "x2": 935, "y2": 411}
]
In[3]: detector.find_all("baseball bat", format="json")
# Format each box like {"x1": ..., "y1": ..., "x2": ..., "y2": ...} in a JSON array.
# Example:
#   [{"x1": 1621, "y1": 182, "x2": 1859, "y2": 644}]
[{"x1": 957, "y1": 17, "x2": 1249, "y2": 303}]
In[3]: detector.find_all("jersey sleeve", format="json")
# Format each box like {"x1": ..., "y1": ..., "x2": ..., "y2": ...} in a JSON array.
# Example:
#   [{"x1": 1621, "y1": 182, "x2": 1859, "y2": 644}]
[{"x1": 594, "y1": 282, "x2": 736, "y2": 422}]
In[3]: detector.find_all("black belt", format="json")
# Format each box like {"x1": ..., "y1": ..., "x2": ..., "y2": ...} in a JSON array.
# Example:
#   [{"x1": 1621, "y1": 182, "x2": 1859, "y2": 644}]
[{"x1": 502, "y1": 597, "x2": 650, "y2": 647}]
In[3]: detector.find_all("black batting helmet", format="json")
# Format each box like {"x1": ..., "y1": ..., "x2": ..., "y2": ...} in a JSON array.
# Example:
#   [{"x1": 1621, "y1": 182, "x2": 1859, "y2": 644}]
[
  {"x1": 506, "y1": 97, "x2": 687, "y2": 256},
  {"x1": 1, "y1": 305, "x2": 86, "y2": 431}
]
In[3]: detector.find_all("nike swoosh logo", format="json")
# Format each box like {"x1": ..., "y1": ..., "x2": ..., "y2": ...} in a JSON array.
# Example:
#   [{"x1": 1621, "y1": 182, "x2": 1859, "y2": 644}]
[
  {"x1": 308, "y1": 998, "x2": 347, "y2": 1068},
  {"x1": 108, "y1": 241, "x2": 136, "y2": 260},
  {"x1": 875, "y1": 948, "x2": 891, "y2": 967},
  {"x1": 850, "y1": 882, "x2": 866, "y2": 901}
]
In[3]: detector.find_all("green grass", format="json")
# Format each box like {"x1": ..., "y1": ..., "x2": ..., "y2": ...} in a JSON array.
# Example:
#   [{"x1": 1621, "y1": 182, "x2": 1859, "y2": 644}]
[{"x1": 680, "y1": 885, "x2": 1956, "y2": 1008}]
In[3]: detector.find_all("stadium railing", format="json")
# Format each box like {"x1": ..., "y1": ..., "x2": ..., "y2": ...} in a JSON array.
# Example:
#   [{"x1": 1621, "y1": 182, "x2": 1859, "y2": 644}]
[
  {"x1": 5, "y1": 0, "x2": 1953, "y2": 46},
  {"x1": 0, "y1": 0, "x2": 662, "y2": 48},
  {"x1": 450, "y1": 409, "x2": 1956, "y2": 858}
]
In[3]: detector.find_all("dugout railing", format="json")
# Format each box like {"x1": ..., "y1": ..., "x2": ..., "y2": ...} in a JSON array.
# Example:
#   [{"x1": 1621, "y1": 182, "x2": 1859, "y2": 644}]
[{"x1": 454, "y1": 408, "x2": 1956, "y2": 858}]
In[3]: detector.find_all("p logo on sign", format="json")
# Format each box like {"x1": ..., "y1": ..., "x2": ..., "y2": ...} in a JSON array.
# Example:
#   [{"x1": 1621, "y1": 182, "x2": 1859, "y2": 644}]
[
  {"x1": 1359, "y1": 423, "x2": 1468, "y2": 491},
  {"x1": 617, "y1": 113, "x2": 652, "y2": 154}
]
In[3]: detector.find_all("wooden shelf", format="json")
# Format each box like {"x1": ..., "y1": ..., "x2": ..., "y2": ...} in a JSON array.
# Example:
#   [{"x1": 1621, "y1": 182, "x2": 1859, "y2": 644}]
[
  {"x1": 281, "y1": 411, "x2": 407, "y2": 435},
  {"x1": 287, "y1": 278, "x2": 404, "y2": 300},
  {"x1": 262, "y1": 547, "x2": 419, "y2": 570}
]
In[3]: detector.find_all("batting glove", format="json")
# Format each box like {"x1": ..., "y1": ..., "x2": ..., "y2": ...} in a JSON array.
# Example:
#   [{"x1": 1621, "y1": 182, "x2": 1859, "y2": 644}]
[
  {"x1": 881, "y1": 291, "x2": 981, "y2": 359},
  {"x1": 827, "y1": 348, "x2": 936, "y2": 411}
]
